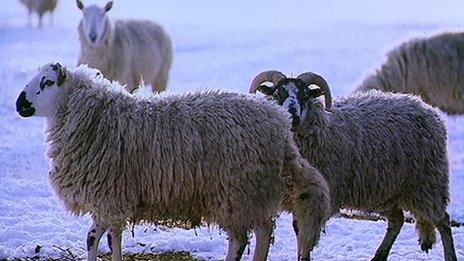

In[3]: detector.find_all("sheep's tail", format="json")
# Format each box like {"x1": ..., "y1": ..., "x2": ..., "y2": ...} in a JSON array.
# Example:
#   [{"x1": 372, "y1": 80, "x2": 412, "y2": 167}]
[
  {"x1": 285, "y1": 157, "x2": 331, "y2": 259},
  {"x1": 415, "y1": 218, "x2": 437, "y2": 253}
]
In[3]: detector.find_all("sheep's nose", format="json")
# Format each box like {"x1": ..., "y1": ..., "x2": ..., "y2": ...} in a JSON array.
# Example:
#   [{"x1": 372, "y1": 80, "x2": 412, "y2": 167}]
[
  {"x1": 89, "y1": 32, "x2": 97, "y2": 42},
  {"x1": 16, "y1": 91, "x2": 35, "y2": 117},
  {"x1": 288, "y1": 107, "x2": 297, "y2": 115}
]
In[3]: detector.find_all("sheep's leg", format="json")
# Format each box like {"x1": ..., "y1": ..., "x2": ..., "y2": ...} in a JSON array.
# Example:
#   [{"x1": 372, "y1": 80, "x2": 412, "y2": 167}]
[
  {"x1": 225, "y1": 228, "x2": 248, "y2": 261},
  {"x1": 122, "y1": 71, "x2": 136, "y2": 93},
  {"x1": 292, "y1": 215, "x2": 299, "y2": 256},
  {"x1": 38, "y1": 14, "x2": 43, "y2": 28},
  {"x1": 86, "y1": 221, "x2": 108, "y2": 261},
  {"x1": 153, "y1": 55, "x2": 171, "y2": 93},
  {"x1": 412, "y1": 213, "x2": 436, "y2": 253},
  {"x1": 153, "y1": 73, "x2": 168, "y2": 93},
  {"x1": 107, "y1": 227, "x2": 123, "y2": 261},
  {"x1": 252, "y1": 218, "x2": 273, "y2": 261},
  {"x1": 27, "y1": 9, "x2": 32, "y2": 27},
  {"x1": 435, "y1": 213, "x2": 457, "y2": 261},
  {"x1": 48, "y1": 12, "x2": 54, "y2": 27},
  {"x1": 371, "y1": 207, "x2": 404, "y2": 261}
]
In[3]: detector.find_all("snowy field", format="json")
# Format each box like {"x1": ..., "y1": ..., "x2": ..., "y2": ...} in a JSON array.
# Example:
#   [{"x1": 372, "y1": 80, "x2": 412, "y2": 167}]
[{"x1": 1, "y1": 0, "x2": 463, "y2": 260}]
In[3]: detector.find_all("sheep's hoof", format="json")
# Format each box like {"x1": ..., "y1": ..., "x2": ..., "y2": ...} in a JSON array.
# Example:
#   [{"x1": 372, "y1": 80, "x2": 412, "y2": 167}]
[{"x1": 420, "y1": 241, "x2": 433, "y2": 253}]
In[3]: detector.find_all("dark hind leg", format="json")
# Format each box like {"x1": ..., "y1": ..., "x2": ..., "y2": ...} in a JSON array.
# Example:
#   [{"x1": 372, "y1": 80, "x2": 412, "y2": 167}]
[
  {"x1": 371, "y1": 207, "x2": 404, "y2": 261},
  {"x1": 412, "y1": 212, "x2": 436, "y2": 253},
  {"x1": 435, "y1": 213, "x2": 457, "y2": 261}
]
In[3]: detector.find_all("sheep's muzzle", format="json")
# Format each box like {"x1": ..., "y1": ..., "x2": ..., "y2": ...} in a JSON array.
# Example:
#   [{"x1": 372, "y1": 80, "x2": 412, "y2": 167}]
[{"x1": 16, "y1": 91, "x2": 35, "y2": 117}]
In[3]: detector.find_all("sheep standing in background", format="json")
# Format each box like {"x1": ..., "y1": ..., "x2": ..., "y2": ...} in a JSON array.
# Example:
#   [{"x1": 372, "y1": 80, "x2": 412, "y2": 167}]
[
  {"x1": 19, "y1": 0, "x2": 57, "y2": 27},
  {"x1": 15, "y1": 63, "x2": 330, "y2": 261},
  {"x1": 76, "y1": 0, "x2": 172, "y2": 93},
  {"x1": 250, "y1": 70, "x2": 457, "y2": 261},
  {"x1": 355, "y1": 32, "x2": 464, "y2": 115}
]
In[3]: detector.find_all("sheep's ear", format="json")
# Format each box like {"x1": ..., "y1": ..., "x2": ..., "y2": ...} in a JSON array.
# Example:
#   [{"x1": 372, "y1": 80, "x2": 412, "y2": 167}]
[
  {"x1": 104, "y1": 1, "x2": 113, "y2": 12},
  {"x1": 55, "y1": 63, "x2": 67, "y2": 86},
  {"x1": 257, "y1": 85, "x2": 276, "y2": 96},
  {"x1": 76, "y1": 0, "x2": 84, "y2": 10}
]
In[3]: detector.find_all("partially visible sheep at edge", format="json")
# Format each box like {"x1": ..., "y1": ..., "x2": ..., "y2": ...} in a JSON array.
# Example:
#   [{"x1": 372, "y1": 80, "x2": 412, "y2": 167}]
[
  {"x1": 355, "y1": 31, "x2": 464, "y2": 115},
  {"x1": 15, "y1": 63, "x2": 330, "y2": 261},
  {"x1": 19, "y1": 0, "x2": 57, "y2": 27},
  {"x1": 76, "y1": 0, "x2": 173, "y2": 93},
  {"x1": 250, "y1": 70, "x2": 457, "y2": 261}
]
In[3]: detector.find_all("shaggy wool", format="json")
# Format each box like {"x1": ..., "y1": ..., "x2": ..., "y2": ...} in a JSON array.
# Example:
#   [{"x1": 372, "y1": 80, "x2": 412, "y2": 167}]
[
  {"x1": 78, "y1": 18, "x2": 172, "y2": 93},
  {"x1": 356, "y1": 31, "x2": 464, "y2": 114}
]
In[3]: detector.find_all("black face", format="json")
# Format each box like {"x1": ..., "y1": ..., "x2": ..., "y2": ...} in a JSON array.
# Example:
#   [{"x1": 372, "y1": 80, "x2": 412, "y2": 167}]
[
  {"x1": 257, "y1": 78, "x2": 307, "y2": 131},
  {"x1": 275, "y1": 78, "x2": 310, "y2": 104},
  {"x1": 258, "y1": 78, "x2": 326, "y2": 131},
  {"x1": 16, "y1": 91, "x2": 35, "y2": 117}
]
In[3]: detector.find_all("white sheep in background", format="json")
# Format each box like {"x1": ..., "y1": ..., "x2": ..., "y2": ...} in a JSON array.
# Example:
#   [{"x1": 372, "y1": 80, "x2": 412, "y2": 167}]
[
  {"x1": 250, "y1": 70, "x2": 457, "y2": 261},
  {"x1": 76, "y1": 0, "x2": 173, "y2": 93},
  {"x1": 19, "y1": 0, "x2": 57, "y2": 27},
  {"x1": 15, "y1": 63, "x2": 330, "y2": 261},
  {"x1": 355, "y1": 31, "x2": 464, "y2": 115}
]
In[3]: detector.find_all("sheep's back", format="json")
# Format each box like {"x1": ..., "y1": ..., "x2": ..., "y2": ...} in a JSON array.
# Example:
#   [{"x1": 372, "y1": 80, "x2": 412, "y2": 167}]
[
  {"x1": 112, "y1": 20, "x2": 170, "y2": 79},
  {"x1": 298, "y1": 90, "x2": 449, "y2": 215},
  {"x1": 24, "y1": 0, "x2": 57, "y2": 14},
  {"x1": 359, "y1": 32, "x2": 464, "y2": 114}
]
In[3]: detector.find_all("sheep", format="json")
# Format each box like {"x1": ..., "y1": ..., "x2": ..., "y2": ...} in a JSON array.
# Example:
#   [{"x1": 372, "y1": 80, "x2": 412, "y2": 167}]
[
  {"x1": 19, "y1": 0, "x2": 57, "y2": 27},
  {"x1": 76, "y1": 0, "x2": 173, "y2": 93},
  {"x1": 15, "y1": 63, "x2": 331, "y2": 261},
  {"x1": 250, "y1": 70, "x2": 457, "y2": 261},
  {"x1": 355, "y1": 31, "x2": 464, "y2": 115}
]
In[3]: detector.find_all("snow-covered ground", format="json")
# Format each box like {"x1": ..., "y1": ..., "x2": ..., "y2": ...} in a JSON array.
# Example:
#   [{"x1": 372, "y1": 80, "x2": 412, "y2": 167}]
[{"x1": 0, "y1": 0, "x2": 463, "y2": 260}]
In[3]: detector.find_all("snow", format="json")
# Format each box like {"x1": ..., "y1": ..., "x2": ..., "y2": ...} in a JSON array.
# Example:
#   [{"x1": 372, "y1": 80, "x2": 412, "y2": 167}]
[{"x1": 0, "y1": 0, "x2": 463, "y2": 260}]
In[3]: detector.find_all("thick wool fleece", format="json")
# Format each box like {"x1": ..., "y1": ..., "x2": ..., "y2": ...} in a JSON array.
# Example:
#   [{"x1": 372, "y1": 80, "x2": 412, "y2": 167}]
[
  {"x1": 296, "y1": 90, "x2": 449, "y2": 222},
  {"x1": 356, "y1": 32, "x2": 464, "y2": 114},
  {"x1": 78, "y1": 19, "x2": 172, "y2": 92},
  {"x1": 45, "y1": 68, "x2": 329, "y2": 235},
  {"x1": 20, "y1": 0, "x2": 57, "y2": 17}
]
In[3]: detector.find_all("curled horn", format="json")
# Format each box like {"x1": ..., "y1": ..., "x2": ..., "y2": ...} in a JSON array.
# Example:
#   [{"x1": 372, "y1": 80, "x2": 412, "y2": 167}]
[
  {"x1": 249, "y1": 70, "x2": 286, "y2": 94},
  {"x1": 297, "y1": 72, "x2": 332, "y2": 110}
]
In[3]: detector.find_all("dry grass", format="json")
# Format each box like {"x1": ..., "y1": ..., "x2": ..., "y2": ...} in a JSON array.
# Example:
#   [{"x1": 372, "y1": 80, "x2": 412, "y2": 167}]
[
  {"x1": 100, "y1": 252, "x2": 199, "y2": 261},
  {"x1": 2, "y1": 252, "x2": 199, "y2": 261}
]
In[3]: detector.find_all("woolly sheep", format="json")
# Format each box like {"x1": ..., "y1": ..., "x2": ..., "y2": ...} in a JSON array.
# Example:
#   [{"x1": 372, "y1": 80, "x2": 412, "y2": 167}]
[
  {"x1": 15, "y1": 63, "x2": 330, "y2": 261},
  {"x1": 76, "y1": 0, "x2": 172, "y2": 93},
  {"x1": 19, "y1": 0, "x2": 57, "y2": 27},
  {"x1": 355, "y1": 31, "x2": 464, "y2": 115},
  {"x1": 250, "y1": 70, "x2": 457, "y2": 261}
]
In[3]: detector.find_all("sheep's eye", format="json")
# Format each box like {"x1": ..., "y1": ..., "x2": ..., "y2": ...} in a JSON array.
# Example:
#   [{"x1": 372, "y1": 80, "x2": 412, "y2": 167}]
[
  {"x1": 45, "y1": 79, "x2": 55, "y2": 86},
  {"x1": 276, "y1": 87, "x2": 289, "y2": 100},
  {"x1": 36, "y1": 90, "x2": 41, "y2": 95},
  {"x1": 300, "y1": 89, "x2": 309, "y2": 99}
]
